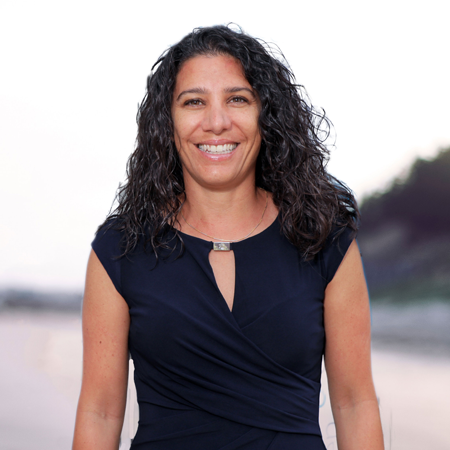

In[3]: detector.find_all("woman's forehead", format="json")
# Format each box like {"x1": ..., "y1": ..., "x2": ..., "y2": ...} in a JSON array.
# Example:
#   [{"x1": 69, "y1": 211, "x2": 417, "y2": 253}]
[{"x1": 174, "y1": 55, "x2": 250, "y2": 95}]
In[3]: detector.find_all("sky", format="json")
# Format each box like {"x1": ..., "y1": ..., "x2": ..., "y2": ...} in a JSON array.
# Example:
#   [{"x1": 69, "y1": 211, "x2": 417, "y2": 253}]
[{"x1": 1, "y1": 0, "x2": 449, "y2": 291}]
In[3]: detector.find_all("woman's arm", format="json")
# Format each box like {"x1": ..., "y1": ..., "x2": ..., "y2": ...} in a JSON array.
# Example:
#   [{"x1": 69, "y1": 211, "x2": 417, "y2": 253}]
[
  {"x1": 324, "y1": 240, "x2": 384, "y2": 450},
  {"x1": 72, "y1": 250, "x2": 130, "y2": 450}
]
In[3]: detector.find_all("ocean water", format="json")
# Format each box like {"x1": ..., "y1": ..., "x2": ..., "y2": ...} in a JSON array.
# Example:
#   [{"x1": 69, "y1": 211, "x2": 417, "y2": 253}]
[{"x1": 0, "y1": 305, "x2": 449, "y2": 450}]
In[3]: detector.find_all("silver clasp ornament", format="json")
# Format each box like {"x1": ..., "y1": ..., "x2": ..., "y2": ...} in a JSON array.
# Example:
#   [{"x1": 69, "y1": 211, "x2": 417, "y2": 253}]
[{"x1": 213, "y1": 242, "x2": 231, "y2": 251}]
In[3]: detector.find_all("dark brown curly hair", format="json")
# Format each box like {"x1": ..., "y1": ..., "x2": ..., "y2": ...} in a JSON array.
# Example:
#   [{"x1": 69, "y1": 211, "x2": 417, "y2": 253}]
[{"x1": 101, "y1": 24, "x2": 359, "y2": 260}]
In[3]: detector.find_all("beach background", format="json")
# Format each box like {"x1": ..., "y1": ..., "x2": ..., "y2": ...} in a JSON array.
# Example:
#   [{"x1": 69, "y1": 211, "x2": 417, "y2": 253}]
[
  {"x1": 1, "y1": 0, "x2": 450, "y2": 449},
  {"x1": 1, "y1": 303, "x2": 449, "y2": 450}
]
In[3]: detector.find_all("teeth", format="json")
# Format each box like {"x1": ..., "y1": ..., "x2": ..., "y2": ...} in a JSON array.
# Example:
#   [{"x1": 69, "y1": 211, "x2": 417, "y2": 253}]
[{"x1": 198, "y1": 144, "x2": 238, "y2": 154}]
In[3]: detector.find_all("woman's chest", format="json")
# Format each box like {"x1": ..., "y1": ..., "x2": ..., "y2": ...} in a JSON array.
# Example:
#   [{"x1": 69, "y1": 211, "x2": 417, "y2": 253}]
[{"x1": 122, "y1": 235, "x2": 327, "y2": 379}]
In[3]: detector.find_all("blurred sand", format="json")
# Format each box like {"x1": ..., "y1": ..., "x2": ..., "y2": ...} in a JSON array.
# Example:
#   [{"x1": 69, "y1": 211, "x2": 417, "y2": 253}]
[
  {"x1": 0, "y1": 310, "x2": 449, "y2": 450},
  {"x1": 0, "y1": 310, "x2": 82, "y2": 450}
]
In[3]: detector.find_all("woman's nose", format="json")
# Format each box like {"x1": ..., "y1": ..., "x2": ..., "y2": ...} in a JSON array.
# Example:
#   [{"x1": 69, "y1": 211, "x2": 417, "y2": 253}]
[{"x1": 202, "y1": 103, "x2": 232, "y2": 134}]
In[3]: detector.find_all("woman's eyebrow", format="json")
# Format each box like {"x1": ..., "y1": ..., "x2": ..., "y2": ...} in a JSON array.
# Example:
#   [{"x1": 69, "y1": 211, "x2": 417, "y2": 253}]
[
  {"x1": 176, "y1": 87, "x2": 208, "y2": 101},
  {"x1": 224, "y1": 86, "x2": 256, "y2": 98}
]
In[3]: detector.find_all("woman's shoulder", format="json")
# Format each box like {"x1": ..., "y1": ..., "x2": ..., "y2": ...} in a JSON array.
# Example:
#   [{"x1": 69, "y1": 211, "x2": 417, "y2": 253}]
[
  {"x1": 319, "y1": 225, "x2": 357, "y2": 284},
  {"x1": 92, "y1": 218, "x2": 125, "y2": 256},
  {"x1": 91, "y1": 218, "x2": 127, "y2": 296}
]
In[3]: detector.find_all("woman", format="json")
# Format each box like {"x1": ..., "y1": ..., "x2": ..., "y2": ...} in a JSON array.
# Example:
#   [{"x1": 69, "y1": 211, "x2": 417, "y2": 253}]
[{"x1": 73, "y1": 25, "x2": 384, "y2": 449}]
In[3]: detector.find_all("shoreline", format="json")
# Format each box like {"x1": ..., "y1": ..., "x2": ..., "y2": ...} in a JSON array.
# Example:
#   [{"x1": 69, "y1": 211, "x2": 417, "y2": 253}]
[{"x1": 1, "y1": 308, "x2": 449, "y2": 450}]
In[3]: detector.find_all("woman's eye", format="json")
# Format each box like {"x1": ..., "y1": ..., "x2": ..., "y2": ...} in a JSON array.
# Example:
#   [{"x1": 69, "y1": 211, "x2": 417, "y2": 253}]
[
  {"x1": 229, "y1": 97, "x2": 247, "y2": 104},
  {"x1": 185, "y1": 99, "x2": 203, "y2": 106}
]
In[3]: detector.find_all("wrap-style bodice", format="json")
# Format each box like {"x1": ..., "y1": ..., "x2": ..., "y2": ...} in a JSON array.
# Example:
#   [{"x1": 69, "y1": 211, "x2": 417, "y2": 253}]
[{"x1": 92, "y1": 217, "x2": 353, "y2": 449}]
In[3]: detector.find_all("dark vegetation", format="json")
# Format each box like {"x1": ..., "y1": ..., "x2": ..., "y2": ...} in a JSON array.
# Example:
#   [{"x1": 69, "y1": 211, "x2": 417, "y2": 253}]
[
  {"x1": 357, "y1": 147, "x2": 450, "y2": 303},
  {"x1": 0, "y1": 288, "x2": 82, "y2": 311}
]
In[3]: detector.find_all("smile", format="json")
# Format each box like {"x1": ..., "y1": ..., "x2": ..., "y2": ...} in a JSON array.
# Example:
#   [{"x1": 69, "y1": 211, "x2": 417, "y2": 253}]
[{"x1": 198, "y1": 144, "x2": 238, "y2": 154}]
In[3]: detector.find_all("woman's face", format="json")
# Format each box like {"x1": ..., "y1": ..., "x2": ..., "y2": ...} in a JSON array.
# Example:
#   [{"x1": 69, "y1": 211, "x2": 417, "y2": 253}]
[{"x1": 171, "y1": 54, "x2": 261, "y2": 191}]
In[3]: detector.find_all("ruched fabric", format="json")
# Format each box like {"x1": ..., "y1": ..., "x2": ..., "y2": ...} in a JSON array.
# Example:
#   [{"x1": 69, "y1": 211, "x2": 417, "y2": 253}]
[{"x1": 92, "y1": 218, "x2": 354, "y2": 449}]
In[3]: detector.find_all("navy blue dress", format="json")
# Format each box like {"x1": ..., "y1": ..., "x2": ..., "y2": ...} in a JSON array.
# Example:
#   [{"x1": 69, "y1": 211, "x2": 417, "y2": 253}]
[{"x1": 92, "y1": 217, "x2": 353, "y2": 449}]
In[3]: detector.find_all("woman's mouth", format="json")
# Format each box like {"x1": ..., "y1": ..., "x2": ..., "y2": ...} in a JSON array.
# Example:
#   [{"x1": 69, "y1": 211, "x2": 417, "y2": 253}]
[{"x1": 197, "y1": 143, "x2": 238, "y2": 154}]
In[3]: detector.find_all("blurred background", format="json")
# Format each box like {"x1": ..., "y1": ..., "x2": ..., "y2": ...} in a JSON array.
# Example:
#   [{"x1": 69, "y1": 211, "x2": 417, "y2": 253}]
[{"x1": 1, "y1": 1, "x2": 449, "y2": 449}]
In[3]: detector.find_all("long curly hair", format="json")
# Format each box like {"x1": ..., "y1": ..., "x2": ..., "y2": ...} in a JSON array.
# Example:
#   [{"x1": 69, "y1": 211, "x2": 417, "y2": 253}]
[{"x1": 102, "y1": 24, "x2": 359, "y2": 260}]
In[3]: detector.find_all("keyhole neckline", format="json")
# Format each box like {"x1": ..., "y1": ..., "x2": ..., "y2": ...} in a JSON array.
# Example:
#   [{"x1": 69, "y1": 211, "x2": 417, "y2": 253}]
[{"x1": 176, "y1": 213, "x2": 280, "y2": 250}]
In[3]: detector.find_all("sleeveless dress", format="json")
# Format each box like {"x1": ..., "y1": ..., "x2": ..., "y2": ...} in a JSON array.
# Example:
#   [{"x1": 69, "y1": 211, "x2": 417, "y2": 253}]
[{"x1": 92, "y1": 217, "x2": 353, "y2": 450}]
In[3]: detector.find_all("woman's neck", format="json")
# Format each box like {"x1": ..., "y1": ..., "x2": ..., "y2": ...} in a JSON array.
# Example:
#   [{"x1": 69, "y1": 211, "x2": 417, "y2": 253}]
[{"x1": 178, "y1": 182, "x2": 275, "y2": 241}]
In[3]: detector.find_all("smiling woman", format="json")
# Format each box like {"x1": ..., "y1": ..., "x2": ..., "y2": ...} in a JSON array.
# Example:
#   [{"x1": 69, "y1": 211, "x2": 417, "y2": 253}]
[
  {"x1": 73, "y1": 25, "x2": 384, "y2": 450},
  {"x1": 172, "y1": 55, "x2": 262, "y2": 192}
]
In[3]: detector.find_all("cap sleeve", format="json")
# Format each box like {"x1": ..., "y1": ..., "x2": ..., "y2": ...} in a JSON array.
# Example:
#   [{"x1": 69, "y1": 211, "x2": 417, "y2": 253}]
[
  {"x1": 91, "y1": 223, "x2": 124, "y2": 297},
  {"x1": 321, "y1": 226, "x2": 355, "y2": 285}
]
